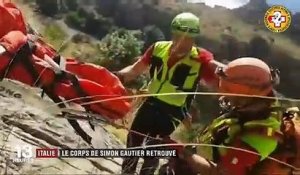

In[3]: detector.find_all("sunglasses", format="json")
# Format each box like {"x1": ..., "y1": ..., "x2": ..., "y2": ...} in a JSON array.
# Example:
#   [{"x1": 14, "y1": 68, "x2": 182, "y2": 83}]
[{"x1": 174, "y1": 25, "x2": 200, "y2": 34}]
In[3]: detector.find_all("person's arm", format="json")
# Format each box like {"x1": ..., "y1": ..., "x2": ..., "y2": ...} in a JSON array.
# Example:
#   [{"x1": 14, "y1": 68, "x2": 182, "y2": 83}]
[
  {"x1": 182, "y1": 141, "x2": 260, "y2": 175},
  {"x1": 203, "y1": 59, "x2": 226, "y2": 89},
  {"x1": 197, "y1": 48, "x2": 226, "y2": 90},
  {"x1": 184, "y1": 154, "x2": 221, "y2": 175},
  {"x1": 163, "y1": 138, "x2": 223, "y2": 175},
  {"x1": 117, "y1": 57, "x2": 149, "y2": 83},
  {"x1": 116, "y1": 45, "x2": 154, "y2": 83},
  {"x1": 175, "y1": 145, "x2": 222, "y2": 175}
]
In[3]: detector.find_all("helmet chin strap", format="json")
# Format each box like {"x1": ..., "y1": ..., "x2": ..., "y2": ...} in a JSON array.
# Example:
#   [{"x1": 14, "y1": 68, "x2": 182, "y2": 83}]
[
  {"x1": 270, "y1": 67, "x2": 280, "y2": 85},
  {"x1": 220, "y1": 95, "x2": 273, "y2": 114},
  {"x1": 234, "y1": 102, "x2": 270, "y2": 113}
]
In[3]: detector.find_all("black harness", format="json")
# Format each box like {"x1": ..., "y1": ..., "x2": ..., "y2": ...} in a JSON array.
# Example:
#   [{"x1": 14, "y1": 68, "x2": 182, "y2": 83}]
[{"x1": 0, "y1": 41, "x2": 94, "y2": 144}]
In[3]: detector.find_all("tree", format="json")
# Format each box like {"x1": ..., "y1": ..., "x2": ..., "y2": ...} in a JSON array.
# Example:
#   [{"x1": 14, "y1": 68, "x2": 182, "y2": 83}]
[
  {"x1": 142, "y1": 25, "x2": 165, "y2": 52},
  {"x1": 96, "y1": 0, "x2": 118, "y2": 17},
  {"x1": 65, "y1": 11, "x2": 86, "y2": 29},
  {"x1": 248, "y1": 35, "x2": 271, "y2": 60},
  {"x1": 84, "y1": 14, "x2": 114, "y2": 38},
  {"x1": 289, "y1": 13, "x2": 300, "y2": 44},
  {"x1": 64, "y1": 0, "x2": 79, "y2": 11},
  {"x1": 36, "y1": 0, "x2": 59, "y2": 16}
]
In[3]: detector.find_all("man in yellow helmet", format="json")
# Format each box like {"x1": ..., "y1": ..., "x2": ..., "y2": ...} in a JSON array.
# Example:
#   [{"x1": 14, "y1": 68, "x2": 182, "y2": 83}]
[{"x1": 116, "y1": 12, "x2": 225, "y2": 174}]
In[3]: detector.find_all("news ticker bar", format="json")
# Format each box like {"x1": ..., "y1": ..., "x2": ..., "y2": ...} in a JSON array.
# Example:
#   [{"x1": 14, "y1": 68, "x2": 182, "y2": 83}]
[{"x1": 35, "y1": 148, "x2": 178, "y2": 158}]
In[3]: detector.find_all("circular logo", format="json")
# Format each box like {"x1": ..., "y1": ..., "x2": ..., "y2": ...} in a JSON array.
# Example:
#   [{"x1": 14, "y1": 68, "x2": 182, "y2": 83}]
[{"x1": 264, "y1": 5, "x2": 292, "y2": 33}]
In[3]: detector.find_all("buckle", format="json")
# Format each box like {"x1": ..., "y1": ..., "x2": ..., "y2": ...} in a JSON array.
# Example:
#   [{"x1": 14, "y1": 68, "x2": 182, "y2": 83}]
[
  {"x1": 215, "y1": 66, "x2": 227, "y2": 78},
  {"x1": 270, "y1": 67, "x2": 280, "y2": 85},
  {"x1": 0, "y1": 45, "x2": 6, "y2": 55}
]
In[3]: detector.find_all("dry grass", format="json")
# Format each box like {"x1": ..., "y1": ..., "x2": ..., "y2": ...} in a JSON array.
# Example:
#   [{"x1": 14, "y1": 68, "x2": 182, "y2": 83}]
[
  {"x1": 103, "y1": 93, "x2": 146, "y2": 144},
  {"x1": 104, "y1": 120, "x2": 193, "y2": 144},
  {"x1": 42, "y1": 24, "x2": 67, "y2": 49},
  {"x1": 60, "y1": 42, "x2": 102, "y2": 62},
  {"x1": 104, "y1": 125, "x2": 128, "y2": 144}
]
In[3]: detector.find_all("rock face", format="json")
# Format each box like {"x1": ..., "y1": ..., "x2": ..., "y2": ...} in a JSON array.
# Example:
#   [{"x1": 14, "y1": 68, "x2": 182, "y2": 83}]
[{"x1": 0, "y1": 79, "x2": 124, "y2": 174}]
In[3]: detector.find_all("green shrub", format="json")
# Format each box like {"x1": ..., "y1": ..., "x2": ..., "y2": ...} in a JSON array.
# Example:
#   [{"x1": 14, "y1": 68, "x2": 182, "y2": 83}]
[
  {"x1": 97, "y1": 29, "x2": 144, "y2": 70},
  {"x1": 65, "y1": 11, "x2": 86, "y2": 29}
]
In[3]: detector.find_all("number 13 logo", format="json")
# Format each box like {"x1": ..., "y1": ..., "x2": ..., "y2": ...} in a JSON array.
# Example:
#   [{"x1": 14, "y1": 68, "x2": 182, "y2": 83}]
[{"x1": 15, "y1": 145, "x2": 33, "y2": 158}]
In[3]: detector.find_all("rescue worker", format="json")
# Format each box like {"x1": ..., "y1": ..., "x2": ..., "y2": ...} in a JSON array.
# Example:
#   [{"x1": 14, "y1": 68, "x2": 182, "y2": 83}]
[
  {"x1": 160, "y1": 57, "x2": 300, "y2": 175},
  {"x1": 116, "y1": 12, "x2": 225, "y2": 175}
]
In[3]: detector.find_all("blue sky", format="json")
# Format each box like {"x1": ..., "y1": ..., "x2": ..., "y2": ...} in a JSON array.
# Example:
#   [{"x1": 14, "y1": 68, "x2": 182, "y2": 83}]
[
  {"x1": 187, "y1": 0, "x2": 300, "y2": 13},
  {"x1": 267, "y1": 0, "x2": 300, "y2": 14}
]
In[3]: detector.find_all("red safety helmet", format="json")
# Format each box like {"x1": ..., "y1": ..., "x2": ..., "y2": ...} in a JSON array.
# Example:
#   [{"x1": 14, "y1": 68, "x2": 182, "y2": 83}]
[{"x1": 218, "y1": 57, "x2": 279, "y2": 96}]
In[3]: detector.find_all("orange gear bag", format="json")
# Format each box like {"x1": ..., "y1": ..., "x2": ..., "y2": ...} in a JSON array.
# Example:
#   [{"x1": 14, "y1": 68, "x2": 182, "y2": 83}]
[{"x1": 0, "y1": 0, "x2": 26, "y2": 38}]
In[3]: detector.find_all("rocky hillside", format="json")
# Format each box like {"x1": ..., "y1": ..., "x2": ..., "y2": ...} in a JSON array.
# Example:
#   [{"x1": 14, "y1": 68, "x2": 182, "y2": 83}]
[
  {"x1": 30, "y1": 0, "x2": 300, "y2": 99},
  {"x1": 0, "y1": 79, "x2": 124, "y2": 174}
]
